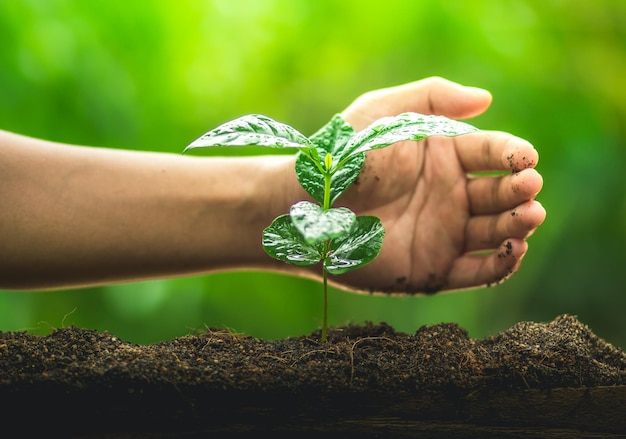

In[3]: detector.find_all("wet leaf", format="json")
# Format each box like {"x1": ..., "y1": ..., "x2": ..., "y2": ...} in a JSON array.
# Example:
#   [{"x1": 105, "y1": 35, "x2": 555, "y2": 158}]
[
  {"x1": 184, "y1": 114, "x2": 312, "y2": 152},
  {"x1": 296, "y1": 152, "x2": 364, "y2": 205},
  {"x1": 262, "y1": 215, "x2": 322, "y2": 266},
  {"x1": 290, "y1": 201, "x2": 356, "y2": 245},
  {"x1": 296, "y1": 114, "x2": 363, "y2": 204},
  {"x1": 309, "y1": 113, "x2": 355, "y2": 157},
  {"x1": 324, "y1": 216, "x2": 384, "y2": 275},
  {"x1": 338, "y1": 112, "x2": 478, "y2": 163}
]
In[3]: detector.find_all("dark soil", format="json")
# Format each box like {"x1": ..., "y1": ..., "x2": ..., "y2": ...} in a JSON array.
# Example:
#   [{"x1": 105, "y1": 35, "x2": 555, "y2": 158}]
[{"x1": 1, "y1": 314, "x2": 626, "y2": 438}]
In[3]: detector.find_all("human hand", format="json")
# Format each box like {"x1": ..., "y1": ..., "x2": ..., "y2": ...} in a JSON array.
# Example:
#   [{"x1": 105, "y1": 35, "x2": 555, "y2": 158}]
[{"x1": 331, "y1": 77, "x2": 545, "y2": 294}]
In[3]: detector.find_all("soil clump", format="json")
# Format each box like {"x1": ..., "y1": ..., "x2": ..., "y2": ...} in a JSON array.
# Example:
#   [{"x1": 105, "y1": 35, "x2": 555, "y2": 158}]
[{"x1": 1, "y1": 314, "x2": 625, "y2": 438}]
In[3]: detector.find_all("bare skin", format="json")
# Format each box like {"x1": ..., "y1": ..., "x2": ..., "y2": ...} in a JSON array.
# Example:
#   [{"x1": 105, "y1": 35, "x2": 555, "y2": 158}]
[
  {"x1": 0, "y1": 77, "x2": 544, "y2": 292},
  {"x1": 333, "y1": 77, "x2": 545, "y2": 293}
]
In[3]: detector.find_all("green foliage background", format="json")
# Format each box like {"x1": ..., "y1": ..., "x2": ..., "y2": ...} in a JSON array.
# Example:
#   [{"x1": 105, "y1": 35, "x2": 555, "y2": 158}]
[{"x1": 1, "y1": 0, "x2": 625, "y2": 347}]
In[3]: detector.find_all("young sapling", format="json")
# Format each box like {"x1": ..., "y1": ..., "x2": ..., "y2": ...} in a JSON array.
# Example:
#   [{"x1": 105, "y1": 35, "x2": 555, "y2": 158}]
[{"x1": 184, "y1": 112, "x2": 478, "y2": 341}]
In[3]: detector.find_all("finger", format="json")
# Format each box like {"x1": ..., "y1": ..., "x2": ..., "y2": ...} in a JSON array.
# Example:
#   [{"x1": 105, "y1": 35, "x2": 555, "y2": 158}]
[
  {"x1": 455, "y1": 131, "x2": 539, "y2": 173},
  {"x1": 465, "y1": 200, "x2": 546, "y2": 252},
  {"x1": 381, "y1": 77, "x2": 493, "y2": 118},
  {"x1": 342, "y1": 77, "x2": 493, "y2": 130},
  {"x1": 446, "y1": 238, "x2": 528, "y2": 290},
  {"x1": 467, "y1": 168, "x2": 544, "y2": 215}
]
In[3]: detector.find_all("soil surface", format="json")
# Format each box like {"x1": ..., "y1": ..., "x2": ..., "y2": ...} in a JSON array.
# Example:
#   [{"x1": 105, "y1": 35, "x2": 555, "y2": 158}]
[{"x1": 1, "y1": 314, "x2": 625, "y2": 438}]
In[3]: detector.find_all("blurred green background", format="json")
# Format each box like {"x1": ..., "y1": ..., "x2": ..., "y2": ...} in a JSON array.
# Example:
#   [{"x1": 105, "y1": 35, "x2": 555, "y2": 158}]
[{"x1": 1, "y1": 0, "x2": 625, "y2": 347}]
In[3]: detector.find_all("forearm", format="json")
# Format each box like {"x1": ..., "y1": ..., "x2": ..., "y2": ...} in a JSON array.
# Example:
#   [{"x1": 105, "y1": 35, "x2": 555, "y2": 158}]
[{"x1": 0, "y1": 130, "x2": 297, "y2": 290}]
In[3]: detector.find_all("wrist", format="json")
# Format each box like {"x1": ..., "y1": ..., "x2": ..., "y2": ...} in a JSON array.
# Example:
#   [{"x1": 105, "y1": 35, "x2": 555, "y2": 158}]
[{"x1": 197, "y1": 154, "x2": 301, "y2": 270}]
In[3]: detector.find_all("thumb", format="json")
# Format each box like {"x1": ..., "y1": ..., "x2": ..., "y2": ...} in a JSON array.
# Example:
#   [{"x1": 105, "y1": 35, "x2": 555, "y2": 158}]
[
  {"x1": 342, "y1": 77, "x2": 492, "y2": 130},
  {"x1": 414, "y1": 76, "x2": 493, "y2": 119}
]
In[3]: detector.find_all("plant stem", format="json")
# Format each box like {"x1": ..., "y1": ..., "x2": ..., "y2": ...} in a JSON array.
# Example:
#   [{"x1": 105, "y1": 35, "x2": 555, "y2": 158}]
[
  {"x1": 321, "y1": 169, "x2": 332, "y2": 342},
  {"x1": 321, "y1": 261, "x2": 329, "y2": 343},
  {"x1": 323, "y1": 171, "x2": 332, "y2": 211}
]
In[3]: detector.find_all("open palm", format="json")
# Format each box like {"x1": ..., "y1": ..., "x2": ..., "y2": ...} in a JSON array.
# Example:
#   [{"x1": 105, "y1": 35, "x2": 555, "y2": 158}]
[{"x1": 330, "y1": 77, "x2": 546, "y2": 294}]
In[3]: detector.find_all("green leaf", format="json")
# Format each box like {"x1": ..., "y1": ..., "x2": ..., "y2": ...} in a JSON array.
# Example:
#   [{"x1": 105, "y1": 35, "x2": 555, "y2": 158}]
[
  {"x1": 262, "y1": 215, "x2": 322, "y2": 266},
  {"x1": 294, "y1": 154, "x2": 326, "y2": 204},
  {"x1": 309, "y1": 113, "x2": 355, "y2": 157},
  {"x1": 338, "y1": 112, "x2": 478, "y2": 163},
  {"x1": 290, "y1": 201, "x2": 356, "y2": 245},
  {"x1": 324, "y1": 216, "x2": 385, "y2": 275},
  {"x1": 295, "y1": 114, "x2": 363, "y2": 205},
  {"x1": 295, "y1": 151, "x2": 364, "y2": 205},
  {"x1": 184, "y1": 114, "x2": 312, "y2": 153}
]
